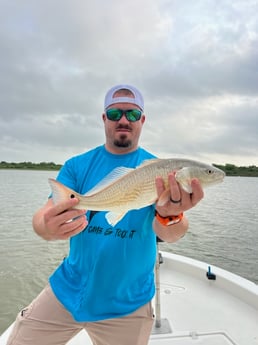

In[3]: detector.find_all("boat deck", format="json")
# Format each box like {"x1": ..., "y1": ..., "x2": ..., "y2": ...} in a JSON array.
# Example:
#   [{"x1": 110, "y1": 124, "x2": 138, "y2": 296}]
[{"x1": 148, "y1": 252, "x2": 258, "y2": 344}]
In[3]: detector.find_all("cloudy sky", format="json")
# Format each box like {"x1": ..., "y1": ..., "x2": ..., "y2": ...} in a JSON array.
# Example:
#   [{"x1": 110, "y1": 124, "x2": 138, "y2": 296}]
[{"x1": 1, "y1": 0, "x2": 258, "y2": 166}]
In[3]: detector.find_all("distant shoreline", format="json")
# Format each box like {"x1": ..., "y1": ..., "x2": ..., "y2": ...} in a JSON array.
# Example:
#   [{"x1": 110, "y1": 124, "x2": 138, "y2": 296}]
[
  {"x1": 0, "y1": 161, "x2": 62, "y2": 171},
  {"x1": 0, "y1": 161, "x2": 258, "y2": 177}
]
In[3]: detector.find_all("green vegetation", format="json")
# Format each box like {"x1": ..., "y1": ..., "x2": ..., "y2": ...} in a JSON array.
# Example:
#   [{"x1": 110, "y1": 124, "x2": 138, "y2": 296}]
[
  {"x1": 0, "y1": 161, "x2": 62, "y2": 171},
  {"x1": 213, "y1": 163, "x2": 258, "y2": 177},
  {"x1": 0, "y1": 161, "x2": 258, "y2": 176}
]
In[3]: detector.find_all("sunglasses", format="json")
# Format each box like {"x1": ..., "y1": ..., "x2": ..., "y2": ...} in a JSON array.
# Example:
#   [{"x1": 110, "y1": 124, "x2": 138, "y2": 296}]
[{"x1": 106, "y1": 108, "x2": 142, "y2": 122}]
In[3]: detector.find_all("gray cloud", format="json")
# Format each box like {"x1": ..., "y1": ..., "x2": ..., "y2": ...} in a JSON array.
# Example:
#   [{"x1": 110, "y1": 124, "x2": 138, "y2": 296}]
[{"x1": 0, "y1": 0, "x2": 258, "y2": 166}]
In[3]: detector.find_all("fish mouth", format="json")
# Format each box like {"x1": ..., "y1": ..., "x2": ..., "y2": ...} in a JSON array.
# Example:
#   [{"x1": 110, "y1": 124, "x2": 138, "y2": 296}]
[{"x1": 213, "y1": 174, "x2": 225, "y2": 184}]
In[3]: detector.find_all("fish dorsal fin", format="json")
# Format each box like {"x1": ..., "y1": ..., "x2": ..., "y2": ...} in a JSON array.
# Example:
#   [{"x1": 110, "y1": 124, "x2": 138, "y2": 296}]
[{"x1": 84, "y1": 167, "x2": 134, "y2": 196}]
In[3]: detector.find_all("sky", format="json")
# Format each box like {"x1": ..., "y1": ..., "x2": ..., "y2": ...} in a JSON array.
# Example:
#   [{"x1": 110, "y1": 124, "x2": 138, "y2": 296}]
[{"x1": 1, "y1": 0, "x2": 258, "y2": 166}]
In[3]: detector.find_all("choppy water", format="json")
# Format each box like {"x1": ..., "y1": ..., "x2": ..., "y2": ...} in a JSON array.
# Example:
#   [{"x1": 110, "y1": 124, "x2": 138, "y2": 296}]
[{"x1": 0, "y1": 170, "x2": 257, "y2": 334}]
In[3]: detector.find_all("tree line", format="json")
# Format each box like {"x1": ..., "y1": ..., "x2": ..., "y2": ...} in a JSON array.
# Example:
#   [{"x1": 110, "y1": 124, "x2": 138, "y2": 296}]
[
  {"x1": 213, "y1": 163, "x2": 258, "y2": 177},
  {"x1": 0, "y1": 161, "x2": 62, "y2": 170},
  {"x1": 1, "y1": 161, "x2": 258, "y2": 177}
]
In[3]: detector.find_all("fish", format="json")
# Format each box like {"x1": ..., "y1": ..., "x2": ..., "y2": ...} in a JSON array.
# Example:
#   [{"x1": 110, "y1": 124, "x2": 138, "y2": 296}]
[{"x1": 48, "y1": 158, "x2": 225, "y2": 226}]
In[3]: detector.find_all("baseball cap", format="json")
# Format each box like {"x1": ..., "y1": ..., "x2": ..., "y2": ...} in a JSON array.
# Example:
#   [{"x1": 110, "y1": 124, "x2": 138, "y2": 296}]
[{"x1": 104, "y1": 84, "x2": 144, "y2": 111}]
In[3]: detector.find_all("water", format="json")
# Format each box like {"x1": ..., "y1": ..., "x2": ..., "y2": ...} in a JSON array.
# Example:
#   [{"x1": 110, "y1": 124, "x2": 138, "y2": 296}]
[{"x1": 0, "y1": 170, "x2": 257, "y2": 334}]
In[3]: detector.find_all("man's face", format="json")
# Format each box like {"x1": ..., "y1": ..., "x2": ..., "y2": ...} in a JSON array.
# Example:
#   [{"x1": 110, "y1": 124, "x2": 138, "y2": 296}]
[{"x1": 103, "y1": 103, "x2": 145, "y2": 154}]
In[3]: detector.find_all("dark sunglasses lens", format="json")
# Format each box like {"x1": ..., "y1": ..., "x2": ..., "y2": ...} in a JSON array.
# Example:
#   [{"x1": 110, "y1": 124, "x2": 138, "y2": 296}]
[
  {"x1": 125, "y1": 109, "x2": 142, "y2": 122},
  {"x1": 106, "y1": 108, "x2": 142, "y2": 122},
  {"x1": 106, "y1": 109, "x2": 122, "y2": 121}
]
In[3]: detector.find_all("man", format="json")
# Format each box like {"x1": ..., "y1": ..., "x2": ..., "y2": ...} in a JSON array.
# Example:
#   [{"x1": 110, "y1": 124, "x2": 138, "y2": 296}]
[{"x1": 7, "y1": 84, "x2": 204, "y2": 345}]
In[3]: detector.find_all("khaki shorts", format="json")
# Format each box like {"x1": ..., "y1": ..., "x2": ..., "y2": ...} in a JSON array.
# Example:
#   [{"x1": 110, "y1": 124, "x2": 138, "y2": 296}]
[{"x1": 7, "y1": 284, "x2": 154, "y2": 345}]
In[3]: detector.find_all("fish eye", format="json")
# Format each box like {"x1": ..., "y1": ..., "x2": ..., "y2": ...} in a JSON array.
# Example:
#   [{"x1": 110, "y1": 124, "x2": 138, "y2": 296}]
[
  {"x1": 206, "y1": 169, "x2": 214, "y2": 175},
  {"x1": 70, "y1": 194, "x2": 75, "y2": 199}
]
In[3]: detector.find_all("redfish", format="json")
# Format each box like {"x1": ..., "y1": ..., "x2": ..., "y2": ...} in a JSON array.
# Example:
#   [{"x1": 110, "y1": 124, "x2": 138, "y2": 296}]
[{"x1": 49, "y1": 158, "x2": 225, "y2": 226}]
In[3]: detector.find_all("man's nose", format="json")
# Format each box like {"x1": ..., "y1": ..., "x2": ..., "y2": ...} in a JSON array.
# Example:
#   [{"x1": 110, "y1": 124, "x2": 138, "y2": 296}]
[{"x1": 118, "y1": 113, "x2": 130, "y2": 123}]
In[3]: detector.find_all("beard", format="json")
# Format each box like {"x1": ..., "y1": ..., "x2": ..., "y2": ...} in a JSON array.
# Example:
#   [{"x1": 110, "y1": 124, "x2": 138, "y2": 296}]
[{"x1": 114, "y1": 134, "x2": 132, "y2": 148}]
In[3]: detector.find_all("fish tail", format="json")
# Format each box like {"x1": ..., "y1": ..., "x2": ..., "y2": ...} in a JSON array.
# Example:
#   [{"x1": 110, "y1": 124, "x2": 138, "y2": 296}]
[{"x1": 48, "y1": 178, "x2": 79, "y2": 205}]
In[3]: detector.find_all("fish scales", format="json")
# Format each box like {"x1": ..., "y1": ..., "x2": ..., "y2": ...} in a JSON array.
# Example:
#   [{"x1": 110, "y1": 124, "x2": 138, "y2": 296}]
[{"x1": 81, "y1": 168, "x2": 156, "y2": 211}]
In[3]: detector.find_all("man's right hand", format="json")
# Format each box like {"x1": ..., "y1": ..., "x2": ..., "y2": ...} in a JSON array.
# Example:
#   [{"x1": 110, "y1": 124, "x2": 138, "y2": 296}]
[{"x1": 32, "y1": 198, "x2": 88, "y2": 240}]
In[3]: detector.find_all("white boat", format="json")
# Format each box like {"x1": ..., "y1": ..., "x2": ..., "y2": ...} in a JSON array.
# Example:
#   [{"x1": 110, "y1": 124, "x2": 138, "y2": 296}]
[{"x1": 1, "y1": 250, "x2": 258, "y2": 345}]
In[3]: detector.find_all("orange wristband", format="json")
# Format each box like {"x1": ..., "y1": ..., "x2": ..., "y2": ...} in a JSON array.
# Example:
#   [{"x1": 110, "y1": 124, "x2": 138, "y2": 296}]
[{"x1": 155, "y1": 210, "x2": 184, "y2": 226}]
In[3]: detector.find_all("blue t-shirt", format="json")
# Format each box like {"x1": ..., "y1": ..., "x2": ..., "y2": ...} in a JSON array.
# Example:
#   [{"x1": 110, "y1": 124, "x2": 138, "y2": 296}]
[{"x1": 49, "y1": 145, "x2": 157, "y2": 322}]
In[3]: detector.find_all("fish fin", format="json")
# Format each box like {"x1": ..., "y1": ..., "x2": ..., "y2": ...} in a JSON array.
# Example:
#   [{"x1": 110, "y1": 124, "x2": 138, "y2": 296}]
[
  {"x1": 48, "y1": 178, "x2": 79, "y2": 204},
  {"x1": 156, "y1": 189, "x2": 171, "y2": 207},
  {"x1": 85, "y1": 167, "x2": 134, "y2": 196},
  {"x1": 179, "y1": 182, "x2": 193, "y2": 193},
  {"x1": 105, "y1": 211, "x2": 127, "y2": 226},
  {"x1": 175, "y1": 168, "x2": 193, "y2": 193},
  {"x1": 157, "y1": 168, "x2": 193, "y2": 206}
]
